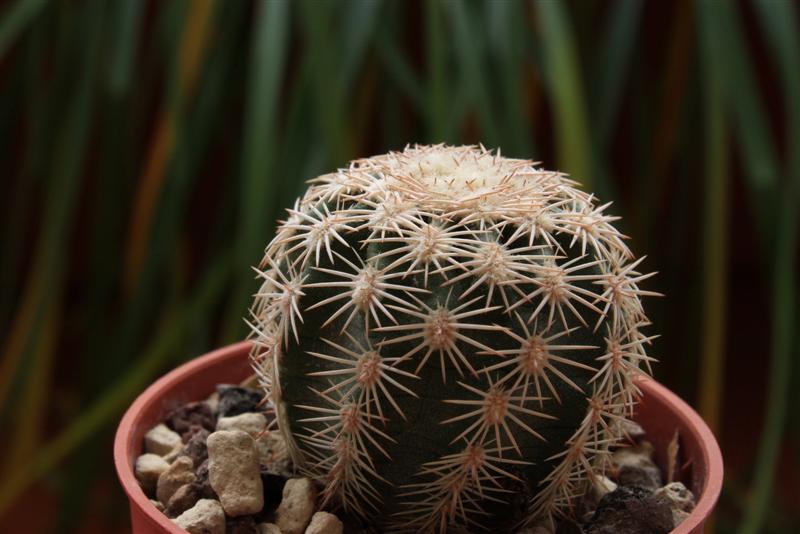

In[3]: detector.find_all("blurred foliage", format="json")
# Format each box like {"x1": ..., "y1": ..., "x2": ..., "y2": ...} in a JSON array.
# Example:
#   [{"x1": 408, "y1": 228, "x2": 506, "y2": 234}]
[{"x1": 0, "y1": 0, "x2": 798, "y2": 532}]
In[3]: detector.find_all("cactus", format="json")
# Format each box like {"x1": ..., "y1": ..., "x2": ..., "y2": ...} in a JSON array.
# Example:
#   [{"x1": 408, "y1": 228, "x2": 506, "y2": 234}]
[{"x1": 249, "y1": 144, "x2": 657, "y2": 532}]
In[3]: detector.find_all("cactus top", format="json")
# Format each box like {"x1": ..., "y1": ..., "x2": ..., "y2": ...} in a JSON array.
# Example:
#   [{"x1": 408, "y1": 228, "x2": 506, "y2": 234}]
[
  {"x1": 250, "y1": 144, "x2": 658, "y2": 532},
  {"x1": 304, "y1": 145, "x2": 619, "y2": 239}
]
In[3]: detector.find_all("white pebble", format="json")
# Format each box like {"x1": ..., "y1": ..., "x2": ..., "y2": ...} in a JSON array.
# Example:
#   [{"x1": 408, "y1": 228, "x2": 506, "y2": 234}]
[
  {"x1": 516, "y1": 528, "x2": 553, "y2": 534},
  {"x1": 144, "y1": 423, "x2": 182, "y2": 456},
  {"x1": 655, "y1": 480, "x2": 697, "y2": 526},
  {"x1": 304, "y1": 511, "x2": 342, "y2": 534},
  {"x1": 205, "y1": 392, "x2": 219, "y2": 414},
  {"x1": 162, "y1": 443, "x2": 184, "y2": 464},
  {"x1": 134, "y1": 453, "x2": 169, "y2": 494},
  {"x1": 258, "y1": 524, "x2": 283, "y2": 534},
  {"x1": 257, "y1": 432, "x2": 290, "y2": 472},
  {"x1": 207, "y1": 430, "x2": 264, "y2": 517},
  {"x1": 216, "y1": 412, "x2": 267, "y2": 437},
  {"x1": 612, "y1": 441, "x2": 656, "y2": 465},
  {"x1": 172, "y1": 499, "x2": 225, "y2": 534},
  {"x1": 591, "y1": 474, "x2": 618, "y2": 501},
  {"x1": 654, "y1": 481, "x2": 695, "y2": 512},
  {"x1": 672, "y1": 508, "x2": 690, "y2": 528},
  {"x1": 275, "y1": 478, "x2": 317, "y2": 534},
  {"x1": 156, "y1": 455, "x2": 195, "y2": 505}
]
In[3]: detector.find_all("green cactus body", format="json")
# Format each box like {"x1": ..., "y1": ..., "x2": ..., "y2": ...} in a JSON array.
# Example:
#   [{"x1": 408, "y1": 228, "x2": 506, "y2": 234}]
[{"x1": 249, "y1": 145, "x2": 656, "y2": 532}]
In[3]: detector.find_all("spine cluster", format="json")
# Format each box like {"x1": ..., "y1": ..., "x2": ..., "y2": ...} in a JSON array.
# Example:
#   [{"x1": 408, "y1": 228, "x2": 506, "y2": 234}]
[{"x1": 248, "y1": 145, "x2": 658, "y2": 532}]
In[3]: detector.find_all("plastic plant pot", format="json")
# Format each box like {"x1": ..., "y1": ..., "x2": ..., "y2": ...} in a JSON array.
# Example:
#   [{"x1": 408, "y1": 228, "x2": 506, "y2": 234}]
[{"x1": 114, "y1": 342, "x2": 723, "y2": 534}]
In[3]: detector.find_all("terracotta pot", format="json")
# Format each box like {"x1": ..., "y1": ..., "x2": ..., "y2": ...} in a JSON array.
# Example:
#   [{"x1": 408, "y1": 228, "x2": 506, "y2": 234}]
[{"x1": 114, "y1": 342, "x2": 723, "y2": 534}]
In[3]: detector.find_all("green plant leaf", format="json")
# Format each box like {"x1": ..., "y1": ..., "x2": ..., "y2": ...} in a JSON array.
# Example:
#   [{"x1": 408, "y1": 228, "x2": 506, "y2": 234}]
[
  {"x1": 299, "y1": 0, "x2": 352, "y2": 163},
  {"x1": 485, "y1": 0, "x2": 535, "y2": 156},
  {"x1": 739, "y1": 1, "x2": 800, "y2": 532},
  {"x1": 0, "y1": 257, "x2": 231, "y2": 515},
  {"x1": 0, "y1": 0, "x2": 103, "y2": 425},
  {"x1": 695, "y1": 0, "x2": 730, "y2": 436},
  {"x1": 375, "y1": 21, "x2": 425, "y2": 112},
  {"x1": 105, "y1": 0, "x2": 143, "y2": 96},
  {"x1": 340, "y1": 0, "x2": 382, "y2": 91},
  {"x1": 448, "y1": 0, "x2": 498, "y2": 145},
  {"x1": 593, "y1": 0, "x2": 641, "y2": 150},
  {"x1": 0, "y1": 0, "x2": 48, "y2": 57},
  {"x1": 710, "y1": 1, "x2": 779, "y2": 247},
  {"x1": 222, "y1": 0, "x2": 290, "y2": 341},
  {"x1": 426, "y1": 0, "x2": 448, "y2": 142},
  {"x1": 535, "y1": 0, "x2": 593, "y2": 189}
]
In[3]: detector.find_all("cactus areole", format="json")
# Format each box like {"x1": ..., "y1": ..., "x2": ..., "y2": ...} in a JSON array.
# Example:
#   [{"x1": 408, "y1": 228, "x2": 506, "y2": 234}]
[{"x1": 249, "y1": 145, "x2": 657, "y2": 532}]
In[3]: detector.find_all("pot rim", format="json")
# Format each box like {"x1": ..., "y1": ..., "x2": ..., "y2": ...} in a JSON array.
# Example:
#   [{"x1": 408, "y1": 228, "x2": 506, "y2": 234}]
[
  {"x1": 633, "y1": 375, "x2": 723, "y2": 534},
  {"x1": 114, "y1": 341, "x2": 723, "y2": 533},
  {"x1": 114, "y1": 342, "x2": 252, "y2": 534}
]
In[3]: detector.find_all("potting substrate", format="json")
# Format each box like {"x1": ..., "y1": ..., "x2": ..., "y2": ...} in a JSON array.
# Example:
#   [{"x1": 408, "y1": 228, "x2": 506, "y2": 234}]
[{"x1": 133, "y1": 374, "x2": 695, "y2": 534}]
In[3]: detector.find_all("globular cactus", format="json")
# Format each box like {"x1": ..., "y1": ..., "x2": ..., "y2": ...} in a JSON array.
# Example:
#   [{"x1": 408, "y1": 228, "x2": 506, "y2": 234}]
[{"x1": 249, "y1": 144, "x2": 657, "y2": 532}]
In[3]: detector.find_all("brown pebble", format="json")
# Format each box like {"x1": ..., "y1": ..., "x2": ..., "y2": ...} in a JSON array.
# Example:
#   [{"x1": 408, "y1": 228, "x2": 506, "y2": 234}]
[
  {"x1": 166, "y1": 483, "x2": 201, "y2": 518},
  {"x1": 227, "y1": 514, "x2": 259, "y2": 534},
  {"x1": 183, "y1": 427, "x2": 210, "y2": 466},
  {"x1": 193, "y1": 459, "x2": 217, "y2": 499},
  {"x1": 134, "y1": 453, "x2": 169, "y2": 496},
  {"x1": 585, "y1": 485, "x2": 673, "y2": 534},
  {"x1": 156, "y1": 456, "x2": 196, "y2": 505},
  {"x1": 166, "y1": 401, "x2": 216, "y2": 438}
]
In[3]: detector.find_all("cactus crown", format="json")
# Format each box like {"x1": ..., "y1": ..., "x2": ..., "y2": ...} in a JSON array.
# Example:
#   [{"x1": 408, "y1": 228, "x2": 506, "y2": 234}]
[{"x1": 249, "y1": 144, "x2": 657, "y2": 532}]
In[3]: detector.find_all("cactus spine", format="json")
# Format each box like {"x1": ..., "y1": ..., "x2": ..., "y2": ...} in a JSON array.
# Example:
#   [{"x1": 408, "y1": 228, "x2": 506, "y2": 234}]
[{"x1": 249, "y1": 145, "x2": 657, "y2": 532}]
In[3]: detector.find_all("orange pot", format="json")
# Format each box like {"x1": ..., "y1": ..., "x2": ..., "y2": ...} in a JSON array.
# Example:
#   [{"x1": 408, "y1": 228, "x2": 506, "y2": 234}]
[{"x1": 114, "y1": 342, "x2": 723, "y2": 533}]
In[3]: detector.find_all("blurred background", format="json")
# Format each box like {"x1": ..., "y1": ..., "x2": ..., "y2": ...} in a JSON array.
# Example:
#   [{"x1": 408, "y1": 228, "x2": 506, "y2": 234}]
[{"x1": 0, "y1": 0, "x2": 797, "y2": 532}]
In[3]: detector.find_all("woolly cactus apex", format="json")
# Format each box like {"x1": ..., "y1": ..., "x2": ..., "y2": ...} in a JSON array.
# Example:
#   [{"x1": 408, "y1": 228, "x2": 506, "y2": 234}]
[{"x1": 248, "y1": 144, "x2": 658, "y2": 532}]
